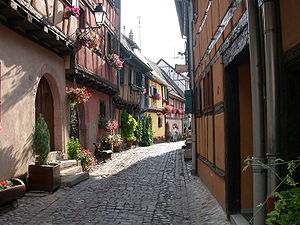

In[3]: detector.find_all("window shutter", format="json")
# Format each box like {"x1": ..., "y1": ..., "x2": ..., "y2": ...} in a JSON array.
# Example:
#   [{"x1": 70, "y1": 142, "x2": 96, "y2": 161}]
[
  {"x1": 120, "y1": 68, "x2": 125, "y2": 86},
  {"x1": 184, "y1": 89, "x2": 194, "y2": 114}
]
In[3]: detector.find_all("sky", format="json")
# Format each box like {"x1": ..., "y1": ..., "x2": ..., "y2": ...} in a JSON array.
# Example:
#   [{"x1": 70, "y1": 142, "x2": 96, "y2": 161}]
[{"x1": 121, "y1": 0, "x2": 186, "y2": 67}]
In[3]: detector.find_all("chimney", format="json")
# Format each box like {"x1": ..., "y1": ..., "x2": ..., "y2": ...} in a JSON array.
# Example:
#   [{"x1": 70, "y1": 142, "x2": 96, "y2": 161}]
[{"x1": 129, "y1": 29, "x2": 134, "y2": 41}]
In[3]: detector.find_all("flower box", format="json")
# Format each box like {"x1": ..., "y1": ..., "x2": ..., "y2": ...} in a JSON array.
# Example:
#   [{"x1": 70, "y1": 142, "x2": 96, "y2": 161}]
[
  {"x1": 28, "y1": 164, "x2": 61, "y2": 192},
  {"x1": 163, "y1": 105, "x2": 173, "y2": 114},
  {"x1": 0, "y1": 179, "x2": 26, "y2": 206},
  {"x1": 64, "y1": 6, "x2": 80, "y2": 19},
  {"x1": 153, "y1": 93, "x2": 162, "y2": 100}
]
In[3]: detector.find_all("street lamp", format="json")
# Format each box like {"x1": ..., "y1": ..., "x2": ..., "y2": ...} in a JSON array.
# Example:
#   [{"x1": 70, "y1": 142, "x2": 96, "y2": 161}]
[{"x1": 94, "y1": 3, "x2": 107, "y2": 26}]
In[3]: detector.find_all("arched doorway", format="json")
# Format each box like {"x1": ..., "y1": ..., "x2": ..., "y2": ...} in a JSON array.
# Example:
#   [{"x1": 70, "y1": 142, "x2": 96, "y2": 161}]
[{"x1": 35, "y1": 76, "x2": 55, "y2": 150}]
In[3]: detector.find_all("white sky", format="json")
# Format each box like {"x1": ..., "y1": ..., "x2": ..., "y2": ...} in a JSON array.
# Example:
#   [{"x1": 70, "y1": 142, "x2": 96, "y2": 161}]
[{"x1": 121, "y1": 0, "x2": 186, "y2": 67}]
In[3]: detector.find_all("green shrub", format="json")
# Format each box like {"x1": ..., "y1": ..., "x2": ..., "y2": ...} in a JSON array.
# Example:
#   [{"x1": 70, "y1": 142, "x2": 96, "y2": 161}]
[
  {"x1": 33, "y1": 115, "x2": 50, "y2": 165},
  {"x1": 121, "y1": 112, "x2": 137, "y2": 142},
  {"x1": 134, "y1": 121, "x2": 142, "y2": 142},
  {"x1": 67, "y1": 137, "x2": 81, "y2": 160},
  {"x1": 139, "y1": 116, "x2": 154, "y2": 146},
  {"x1": 266, "y1": 187, "x2": 300, "y2": 225}
]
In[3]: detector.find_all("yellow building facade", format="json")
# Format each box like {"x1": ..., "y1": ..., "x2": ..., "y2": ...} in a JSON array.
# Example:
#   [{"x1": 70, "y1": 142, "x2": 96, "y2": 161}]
[{"x1": 146, "y1": 80, "x2": 167, "y2": 137}]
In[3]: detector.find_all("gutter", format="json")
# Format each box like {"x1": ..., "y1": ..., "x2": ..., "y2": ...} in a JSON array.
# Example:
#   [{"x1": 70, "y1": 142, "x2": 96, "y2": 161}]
[
  {"x1": 186, "y1": 0, "x2": 196, "y2": 175},
  {"x1": 262, "y1": 0, "x2": 280, "y2": 203},
  {"x1": 246, "y1": 0, "x2": 266, "y2": 224}
]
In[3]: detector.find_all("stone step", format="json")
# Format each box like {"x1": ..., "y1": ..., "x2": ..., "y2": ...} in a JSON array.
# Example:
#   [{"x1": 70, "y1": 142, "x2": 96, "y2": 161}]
[
  {"x1": 61, "y1": 172, "x2": 89, "y2": 187},
  {"x1": 60, "y1": 166, "x2": 82, "y2": 177},
  {"x1": 58, "y1": 160, "x2": 79, "y2": 170}
]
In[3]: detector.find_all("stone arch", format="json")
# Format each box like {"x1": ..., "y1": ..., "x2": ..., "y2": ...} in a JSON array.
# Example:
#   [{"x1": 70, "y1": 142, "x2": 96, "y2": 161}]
[{"x1": 35, "y1": 64, "x2": 65, "y2": 152}]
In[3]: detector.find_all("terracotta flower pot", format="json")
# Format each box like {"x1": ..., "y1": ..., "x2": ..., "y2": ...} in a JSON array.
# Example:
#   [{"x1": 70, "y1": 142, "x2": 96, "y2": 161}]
[
  {"x1": 127, "y1": 141, "x2": 133, "y2": 149},
  {"x1": 113, "y1": 145, "x2": 121, "y2": 152},
  {"x1": 0, "y1": 178, "x2": 26, "y2": 206}
]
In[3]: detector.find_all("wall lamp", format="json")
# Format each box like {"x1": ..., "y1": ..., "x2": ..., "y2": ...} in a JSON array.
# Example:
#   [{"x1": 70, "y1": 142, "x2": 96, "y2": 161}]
[
  {"x1": 82, "y1": 3, "x2": 107, "y2": 31},
  {"x1": 94, "y1": 3, "x2": 107, "y2": 26}
]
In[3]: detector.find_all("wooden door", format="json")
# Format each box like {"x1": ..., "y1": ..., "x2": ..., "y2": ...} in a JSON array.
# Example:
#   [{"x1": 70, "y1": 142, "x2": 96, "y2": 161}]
[{"x1": 35, "y1": 77, "x2": 55, "y2": 150}]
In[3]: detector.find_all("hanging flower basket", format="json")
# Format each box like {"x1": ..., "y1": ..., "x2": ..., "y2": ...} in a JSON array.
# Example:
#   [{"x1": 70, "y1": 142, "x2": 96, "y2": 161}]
[
  {"x1": 66, "y1": 87, "x2": 92, "y2": 107},
  {"x1": 153, "y1": 93, "x2": 162, "y2": 100},
  {"x1": 64, "y1": 6, "x2": 80, "y2": 19},
  {"x1": 172, "y1": 108, "x2": 177, "y2": 114},
  {"x1": 0, "y1": 178, "x2": 26, "y2": 206},
  {"x1": 163, "y1": 105, "x2": 173, "y2": 114},
  {"x1": 106, "y1": 54, "x2": 124, "y2": 71},
  {"x1": 77, "y1": 29, "x2": 102, "y2": 52}
]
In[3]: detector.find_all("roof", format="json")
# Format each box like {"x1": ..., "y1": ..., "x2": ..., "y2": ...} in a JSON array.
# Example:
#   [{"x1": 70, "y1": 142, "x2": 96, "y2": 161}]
[
  {"x1": 145, "y1": 58, "x2": 170, "y2": 87},
  {"x1": 174, "y1": 0, "x2": 188, "y2": 37},
  {"x1": 120, "y1": 34, "x2": 151, "y2": 72}
]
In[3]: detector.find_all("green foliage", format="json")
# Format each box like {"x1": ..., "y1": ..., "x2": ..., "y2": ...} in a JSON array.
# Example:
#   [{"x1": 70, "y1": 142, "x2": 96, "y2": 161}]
[
  {"x1": 134, "y1": 121, "x2": 142, "y2": 142},
  {"x1": 266, "y1": 187, "x2": 300, "y2": 225},
  {"x1": 139, "y1": 116, "x2": 154, "y2": 146},
  {"x1": 121, "y1": 112, "x2": 137, "y2": 142},
  {"x1": 67, "y1": 137, "x2": 81, "y2": 160},
  {"x1": 243, "y1": 157, "x2": 300, "y2": 224},
  {"x1": 32, "y1": 115, "x2": 50, "y2": 165}
]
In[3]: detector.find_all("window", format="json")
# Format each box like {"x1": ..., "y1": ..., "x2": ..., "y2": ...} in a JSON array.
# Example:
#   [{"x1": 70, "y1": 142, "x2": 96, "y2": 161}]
[
  {"x1": 79, "y1": 8, "x2": 86, "y2": 28},
  {"x1": 106, "y1": 32, "x2": 117, "y2": 55},
  {"x1": 100, "y1": 101, "x2": 106, "y2": 118},
  {"x1": 164, "y1": 87, "x2": 169, "y2": 101},
  {"x1": 149, "y1": 86, "x2": 157, "y2": 97},
  {"x1": 158, "y1": 117, "x2": 163, "y2": 128},
  {"x1": 131, "y1": 70, "x2": 142, "y2": 88},
  {"x1": 196, "y1": 80, "x2": 202, "y2": 112},
  {"x1": 120, "y1": 68, "x2": 125, "y2": 86},
  {"x1": 203, "y1": 70, "x2": 213, "y2": 112}
]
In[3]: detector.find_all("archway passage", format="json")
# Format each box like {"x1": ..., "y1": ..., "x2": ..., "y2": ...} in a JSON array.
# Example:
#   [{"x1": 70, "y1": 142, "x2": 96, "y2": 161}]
[{"x1": 35, "y1": 76, "x2": 55, "y2": 150}]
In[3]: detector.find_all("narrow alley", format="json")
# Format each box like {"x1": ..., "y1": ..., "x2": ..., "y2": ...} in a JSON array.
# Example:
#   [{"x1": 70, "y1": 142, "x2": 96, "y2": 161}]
[{"x1": 0, "y1": 142, "x2": 230, "y2": 225}]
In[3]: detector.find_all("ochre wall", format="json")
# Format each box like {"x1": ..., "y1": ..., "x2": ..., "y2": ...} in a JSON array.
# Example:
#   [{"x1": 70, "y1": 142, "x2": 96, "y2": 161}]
[
  {"x1": 0, "y1": 25, "x2": 67, "y2": 180},
  {"x1": 280, "y1": 0, "x2": 300, "y2": 52},
  {"x1": 198, "y1": 160, "x2": 226, "y2": 211},
  {"x1": 146, "y1": 112, "x2": 165, "y2": 137},
  {"x1": 148, "y1": 80, "x2": 164, "y2": 108},
  {"x1": 193, "y1": 0, "x2": 247, "y2": 215}
]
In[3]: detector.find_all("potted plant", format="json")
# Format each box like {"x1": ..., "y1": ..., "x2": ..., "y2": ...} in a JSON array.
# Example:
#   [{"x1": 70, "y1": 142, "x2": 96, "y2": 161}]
[
  {"x1": 153, "y1": 93, "x2": 162, "y2": 100},
  {"x1": 0, "y1": 178, "x2": 26, "y2": 206},
  {"x1": 99, "y1": 118, "x2": 119, "y2": 133},
  {"x1": 111, "y1": 134, "x2": 123, "y2": 152},
  {"x1": 28, "y1": 115, "x2": 61, "y2": 192},
  {"x1": 78, "y1": 147, "x2": 97, "y2": 171},
  {"x1": 163, "y1": 105, "x2": 173, "y2": 115},
  {"x1": 106, "y1": 54, "x2": 124, "y2": 71},
  {"x1": 77, "y1": 29, "x2": 102, "y2": 52},
  {"x1": 64, "y1": 6, "x2": 80, "y2": 19},
  {"x1": 121, "y1": 112, "x2": 137, "y2": 149}
]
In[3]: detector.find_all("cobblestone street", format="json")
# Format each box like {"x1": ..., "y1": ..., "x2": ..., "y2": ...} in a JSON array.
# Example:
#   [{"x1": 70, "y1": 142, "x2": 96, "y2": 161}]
[{"x1": 0, "y1": 141, "x2": 231, "y2": 225}]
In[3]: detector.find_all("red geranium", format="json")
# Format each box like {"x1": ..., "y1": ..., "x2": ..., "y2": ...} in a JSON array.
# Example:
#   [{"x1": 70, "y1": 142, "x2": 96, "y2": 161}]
[{"x1": 66, "y1": 87, "x2": 92, "y2": 106}]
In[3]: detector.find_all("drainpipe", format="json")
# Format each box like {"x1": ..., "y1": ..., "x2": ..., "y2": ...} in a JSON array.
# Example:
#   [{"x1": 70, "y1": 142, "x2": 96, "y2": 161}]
[
  {"x1": 186, "y1": 0, "x2": 196, "y2": 174},
  {"x1": 246, "y1": 0, "x2": 266, "y2": 224},
  {"x1": 262, "y1": 0, "x2": 280, "y2": 207}
]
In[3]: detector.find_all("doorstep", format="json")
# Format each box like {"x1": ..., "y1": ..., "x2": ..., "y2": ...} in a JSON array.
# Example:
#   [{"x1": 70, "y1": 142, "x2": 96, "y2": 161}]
[{"x1": 230, "y1": 214, "x2": 251, "y2": 225}]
